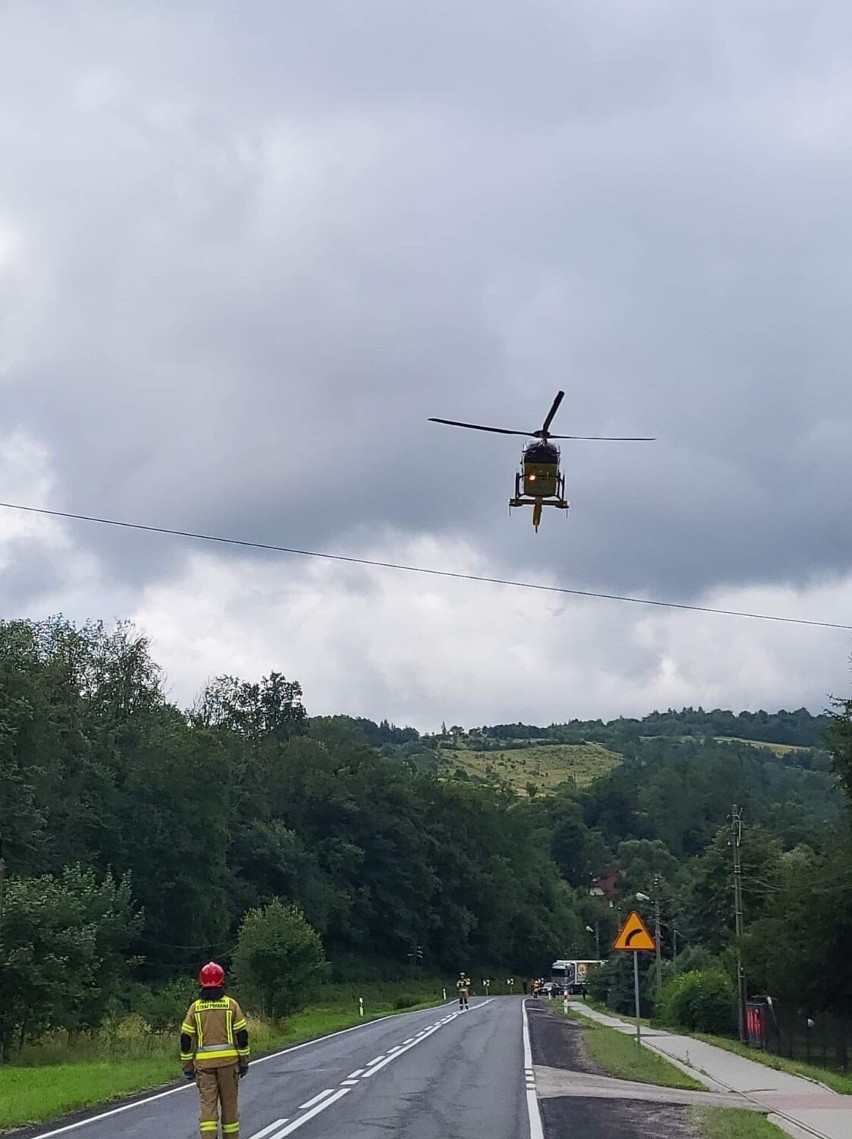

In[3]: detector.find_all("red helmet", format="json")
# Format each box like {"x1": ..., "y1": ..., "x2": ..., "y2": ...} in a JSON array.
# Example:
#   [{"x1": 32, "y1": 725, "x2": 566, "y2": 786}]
[{"x1": 199, "y1": 961, "x2": 225, "y2": 987}]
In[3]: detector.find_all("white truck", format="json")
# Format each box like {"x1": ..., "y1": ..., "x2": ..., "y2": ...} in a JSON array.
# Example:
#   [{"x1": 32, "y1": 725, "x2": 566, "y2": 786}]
[{"x1": 548, "y1": 959, "x2": 604, "y2": 996}]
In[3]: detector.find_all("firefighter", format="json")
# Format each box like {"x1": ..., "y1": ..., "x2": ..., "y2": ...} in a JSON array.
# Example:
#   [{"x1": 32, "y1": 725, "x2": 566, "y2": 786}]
[
  {"x1": 456, "y1": 972, "x2": 471, "y2": 1010},
  {"x1": 531, "y1": 978, "x2": 541, "y2": 998},
  {"x1": 180, "y1": 961, "x2": 250, "y2": 1138}
]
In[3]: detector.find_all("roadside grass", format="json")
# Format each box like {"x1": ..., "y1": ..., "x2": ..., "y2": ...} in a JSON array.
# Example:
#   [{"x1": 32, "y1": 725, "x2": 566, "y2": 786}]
[
  {"x1": 563, "y1": 1008, "x2": 702, "y2": 1090},
  {"x1": 578, "y1": 996, "x2": 652, "y2": 1027},
  {"x1": 0, "y1": 992, "x2": 447, "y2": 1130},
  {"x1": 693, "y1": 1033, "x2": 852, "y2": 1095},
  {"x1": 0, "y1": 1058, "x2": 177, "y2": 1131},
  {"x1": 692, "y1": 1107, "x2": 788, "y2": 1139}
]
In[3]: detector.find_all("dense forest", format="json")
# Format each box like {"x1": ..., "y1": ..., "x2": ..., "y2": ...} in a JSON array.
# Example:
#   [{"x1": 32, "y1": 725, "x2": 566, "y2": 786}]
[{"x1": 1, "y1": 615, "x2": 850, "y2": 1056}]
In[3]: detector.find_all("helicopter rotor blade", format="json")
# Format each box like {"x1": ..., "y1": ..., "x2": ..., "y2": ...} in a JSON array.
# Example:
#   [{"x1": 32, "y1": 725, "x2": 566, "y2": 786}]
[
  {"x1": 539, "y1": 390, "x2": 565, "y2": 436},
  {"x1": 428, "y1": 418, "x2": 535, "y2": 437},
  {"x1": 548, "y1": 435, "x2": 656, "y2": 441}
]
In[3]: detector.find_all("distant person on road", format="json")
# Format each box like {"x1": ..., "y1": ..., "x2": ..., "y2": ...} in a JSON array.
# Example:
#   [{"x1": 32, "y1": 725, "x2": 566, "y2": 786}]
[
  {"x1": 180, "y1": 961, "x2": 250, "y2": 1139},
  {"x1": 456, "y1": 972, "x2": 471, "y2": 1010},
  {"x1": 531, "y1": 978, "x2": 541, "y2": 999}
]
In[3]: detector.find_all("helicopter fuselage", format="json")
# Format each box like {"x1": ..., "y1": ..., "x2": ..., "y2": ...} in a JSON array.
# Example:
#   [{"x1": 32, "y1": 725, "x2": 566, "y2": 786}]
[
  {"x1": 519, "y1": 440, "x2": 561, "y2": 498},
  {"x1": 509, "y1": 440, "x2": 570, "y2": 530}
]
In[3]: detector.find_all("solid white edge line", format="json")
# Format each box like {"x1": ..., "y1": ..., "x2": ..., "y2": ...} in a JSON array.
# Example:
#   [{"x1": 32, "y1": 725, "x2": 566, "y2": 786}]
[
  {"x1": 29, "y1": 1004, "x2": 443, "y2": 1138},
  {"x1": 28, "y1": 1085, "x2": 191, "y2": 1139},
  {"x1": 267, "y1": 1087, "x2": 350, "y2": 1138},
  {"x1": 521, "y1": 1000, "x2": 534, "y2": 1069},
  {"x1": 297, "y1": 1088, "x2": 335, "y2": 1110},
  {"x1": 247, "y1": 1121, "x2": 289, "y2": 1139},
  {"x1": 525, "y1": 1091, "x2": 544, "y2": 1139},
  {"x1": 521, "y1": 1000, "x2": 544, "y2": 1139}
]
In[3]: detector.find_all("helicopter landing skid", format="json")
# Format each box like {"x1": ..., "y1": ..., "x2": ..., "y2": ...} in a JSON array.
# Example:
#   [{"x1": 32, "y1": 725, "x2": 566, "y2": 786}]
[
  {"x1": 509, "y1": 496, "x2": 570, "y2": 532},
  {"x1": 509, "y1": 497, "x2": 570, "y2": 510}
]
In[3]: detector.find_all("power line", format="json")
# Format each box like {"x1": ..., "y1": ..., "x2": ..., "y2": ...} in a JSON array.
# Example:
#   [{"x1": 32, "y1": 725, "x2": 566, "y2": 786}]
[{"x1": 1, "y1": 499, "x2": 850, "y2": 631}]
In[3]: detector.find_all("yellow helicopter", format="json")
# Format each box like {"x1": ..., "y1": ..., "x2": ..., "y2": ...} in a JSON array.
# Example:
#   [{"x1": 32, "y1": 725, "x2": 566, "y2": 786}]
[{"x1": 429, "y1": 391, "x2": 655, "y2": 530}]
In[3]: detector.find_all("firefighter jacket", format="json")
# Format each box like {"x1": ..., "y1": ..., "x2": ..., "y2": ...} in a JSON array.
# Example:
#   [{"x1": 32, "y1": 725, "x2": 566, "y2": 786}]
[
  {"x1": 456, "y1": 977, "x2": 471, "y2": 993},
  {"x1": 180, "y1": 995, "x2": 250, "y2": 1072}
]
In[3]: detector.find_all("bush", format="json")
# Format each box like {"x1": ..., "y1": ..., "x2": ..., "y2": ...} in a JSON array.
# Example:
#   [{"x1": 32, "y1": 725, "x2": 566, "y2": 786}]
[
  {"x1": 393, "y1": 995, "x2": 417, "y2": 1010},
  {"x1": 135, "y1": 978, "x2": 198, "y2": 1034},
  {"x1": 587, "y1": 955, "x2": 654, "y2": 1017},
  {"x1": 656, "y1": 970, "x2": 736, "y2": 1035},
  {"x1": 232, "y1": 900, "x2": 327, "y2": 1020}
]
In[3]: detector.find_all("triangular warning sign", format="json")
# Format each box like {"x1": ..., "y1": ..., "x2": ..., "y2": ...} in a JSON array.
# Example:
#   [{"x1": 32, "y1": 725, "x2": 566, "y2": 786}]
[{"x1": 613, "y1": 910, "x2": 656, "y2": 952}]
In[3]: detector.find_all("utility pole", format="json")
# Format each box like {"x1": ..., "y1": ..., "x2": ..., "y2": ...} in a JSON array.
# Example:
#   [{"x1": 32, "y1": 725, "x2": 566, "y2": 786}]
[
  {"x1": 652, "y1": 875, "x2": 663, "y2": 1003},
  {"x1": 0, "y1": 844, "x2": 5, "y2": 1065},
  {"x1": 731, "y1": 805, "x2": 747, "y2": 1043}
]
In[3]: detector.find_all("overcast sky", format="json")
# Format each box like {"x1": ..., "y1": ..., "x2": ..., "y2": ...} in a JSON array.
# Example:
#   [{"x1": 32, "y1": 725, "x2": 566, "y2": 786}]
[{"x1": 1, "y1": 1, "x2": 851, "y2": 728}]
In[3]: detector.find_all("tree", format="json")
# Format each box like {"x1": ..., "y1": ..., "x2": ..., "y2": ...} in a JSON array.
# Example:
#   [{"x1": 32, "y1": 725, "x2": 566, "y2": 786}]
[
  {"x1": 232, "y1": 900, "x2": 326, "y2": 1020},
  {"x1": 827, "y1": 694, "x2": 852, "y2": 802},
  {"x1": 193, "y1": 673, "x2": 307, "y2": 743},
  {"x1": 0, "y1": 866, "x2": 141, "y2": 1058}
]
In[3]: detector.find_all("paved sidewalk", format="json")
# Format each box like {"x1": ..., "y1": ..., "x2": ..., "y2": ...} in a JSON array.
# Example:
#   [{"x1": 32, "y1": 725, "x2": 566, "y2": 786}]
[{"x1": 571, "y1": 1002, "x2": 852, "y2": 1139}]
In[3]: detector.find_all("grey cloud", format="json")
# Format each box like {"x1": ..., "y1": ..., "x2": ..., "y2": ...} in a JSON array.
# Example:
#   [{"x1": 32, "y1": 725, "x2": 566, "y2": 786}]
[{"x1": 1, "y1": 0, "x2": 851, "y2": 615}]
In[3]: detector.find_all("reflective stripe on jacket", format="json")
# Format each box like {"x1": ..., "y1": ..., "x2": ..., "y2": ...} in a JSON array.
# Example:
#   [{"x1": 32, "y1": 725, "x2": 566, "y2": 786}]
[{"x1": 180, "y1": 996, "x2": 249, "y2": 1069}]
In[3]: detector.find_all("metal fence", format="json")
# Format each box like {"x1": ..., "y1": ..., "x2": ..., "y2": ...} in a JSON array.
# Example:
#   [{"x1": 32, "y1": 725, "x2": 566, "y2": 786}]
[{"x1": 746, "y1": 997, "x2": 851, "y2": 1072}]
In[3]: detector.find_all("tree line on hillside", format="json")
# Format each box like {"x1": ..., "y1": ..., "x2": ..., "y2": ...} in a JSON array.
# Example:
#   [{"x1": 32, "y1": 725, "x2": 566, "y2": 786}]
[
  {"x1": 308, "y1": 708, "x2": 833, "y2": 754},
  {"x1": 0, "y1": 615, "x2": 850, "y2": 1059},
  {"x1": 0, "y1": 618, "x2": 581, "y2": 1056}
]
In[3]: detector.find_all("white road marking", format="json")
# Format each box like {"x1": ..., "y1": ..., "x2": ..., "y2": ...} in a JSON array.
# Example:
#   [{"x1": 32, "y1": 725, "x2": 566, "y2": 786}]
[
  {"x1": 347, "y1": 1068, "x2": 365, "y2": 1079},
  {"x1": 297, "y1": 1088, "x2": 335, "y2": 1110},
  {"x1": 29, "y1": 1004, "x2": 442, "y2": 1138},
  {"x1": 266, "y1": 1088, "x2": 350, "y2": 1138},
  {"x1": 340, "y1": 1079, "x2": 359, "y2": 1086},
  {"x1": 29, "y1": 1000, "x2": 492, "y2": 1139},
  {"x1": 27, "y1": 1086, "x2": 193, "y2": 1139},
  {"x1": 521, "y1": 1001, "x2": 544, "y2": 1139},
  {"x1": 401, "y1": 1038, "x2": 415, "y2": 1045},
  {"x1": 247, "y1": 1121, "x2": 289, "y2": 1139},
  {"x1": 366, "y1": 1054, "x2": 386, "y2": 1066}
]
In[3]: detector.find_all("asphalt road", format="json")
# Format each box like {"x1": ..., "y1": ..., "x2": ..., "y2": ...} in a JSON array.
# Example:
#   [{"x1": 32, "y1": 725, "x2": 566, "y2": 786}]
[{"x1": 24, "y1": 998, "x2": 539, "y2": 1139}]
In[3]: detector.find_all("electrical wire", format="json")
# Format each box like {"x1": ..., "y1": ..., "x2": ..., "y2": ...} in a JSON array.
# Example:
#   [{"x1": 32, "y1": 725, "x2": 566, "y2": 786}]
[{"x1": 1, "y1": 499, "x2": 850, "y2": 631}]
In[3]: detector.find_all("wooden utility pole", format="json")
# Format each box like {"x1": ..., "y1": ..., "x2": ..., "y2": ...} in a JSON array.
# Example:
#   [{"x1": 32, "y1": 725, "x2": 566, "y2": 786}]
[
  {"x1": 652, "y1": 874, "x2": 663, "y2": 1002},
  {"x1": 731, "y1": 805, "x2": 747, "y2": 1042}
]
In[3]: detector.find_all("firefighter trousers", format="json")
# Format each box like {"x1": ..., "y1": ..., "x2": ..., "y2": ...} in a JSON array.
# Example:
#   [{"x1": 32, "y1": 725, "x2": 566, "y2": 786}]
[{"x1": 196, "y1": 1064, "x2": 240, "y2": 1137}]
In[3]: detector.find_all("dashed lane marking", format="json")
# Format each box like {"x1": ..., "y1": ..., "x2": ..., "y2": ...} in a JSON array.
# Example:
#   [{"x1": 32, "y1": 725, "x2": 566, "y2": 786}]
[
  {"x1": 29, "y1": 1004, "x2": 443, "y2": 1138},
  {"x1": 246, "y1": 1121, "x2": 288, "y2": 1139},
  {"x1": 297, "y1": 1089, "x2": 335, "y2": 1111},
  {"x1": 264, "y1": 1088, "x2": 350, "y2": 1138}
]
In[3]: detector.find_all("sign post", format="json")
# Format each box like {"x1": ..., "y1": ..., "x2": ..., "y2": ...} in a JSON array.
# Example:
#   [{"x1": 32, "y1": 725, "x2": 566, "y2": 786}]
[{"x1": 613, "y1": 909, "x2": 656, "y2": 1046}]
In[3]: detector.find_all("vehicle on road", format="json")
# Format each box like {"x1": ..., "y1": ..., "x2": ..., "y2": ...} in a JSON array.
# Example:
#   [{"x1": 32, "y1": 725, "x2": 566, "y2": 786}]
[{"x1": 549, "y1": 959, "x2": 604, "y2": 996}]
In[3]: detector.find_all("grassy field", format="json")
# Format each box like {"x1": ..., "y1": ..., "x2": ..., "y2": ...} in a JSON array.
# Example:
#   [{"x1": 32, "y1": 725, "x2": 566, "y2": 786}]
[
  {"x1": 0, "y1": 994, "x2": 445, "y2": 1131},
  {"x1": 713, "y1": 737, "x2": 810, "y2": 756},
  {"x1": 564, "y1": 1007, "x2": 702, "y2": 1090},
  {"x1": 440, "y1": 741, "x2": 621, "y2": 794},
  {"x1": 694, "y1": 1033, "x2": 852, "y2": 1095},
  {"x1": 692, "y1": 1107, "x2": 787, "y2": 1139}
]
